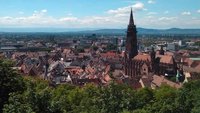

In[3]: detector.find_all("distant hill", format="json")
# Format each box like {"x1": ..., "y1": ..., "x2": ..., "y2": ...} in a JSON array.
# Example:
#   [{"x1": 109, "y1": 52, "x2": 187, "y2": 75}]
[
  {"x1": 78, "y1": 29, "x2": 126, "y2": 35},
  {"x1": 78, "y1": 28, "x2": 200, "y2": 35},
  {"x1": 1, "y1": 28, "x2": 200, "y2": 35}
]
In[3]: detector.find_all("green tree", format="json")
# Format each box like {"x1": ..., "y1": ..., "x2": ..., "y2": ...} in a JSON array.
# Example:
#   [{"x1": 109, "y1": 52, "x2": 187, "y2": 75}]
[
  {"x1": 145, "y1": 85, "x2": 179, "y2": 113},
  {"x1": 0, "y1": 59, "x2": 25, "y2": 112},
  {"x1": 176, "y1": 80, "x2": 200, "y2": 113},
  {"x1": 3, "y1": 77, "x2": 53, "y2": 113},
  {"x1": 135, "y1": 88, "x2": 154, "y2": 109},
  {"x1": 50, "y1": 84, "x2": 75, "y2": 113},
  {"x1": 3, "y1": 93, "x2": 34, "y2": 113}
]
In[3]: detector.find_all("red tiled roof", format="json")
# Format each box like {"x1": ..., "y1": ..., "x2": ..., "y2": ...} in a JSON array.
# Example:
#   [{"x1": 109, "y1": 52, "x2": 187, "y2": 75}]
[
  {"x1": 100, "y1": 51, "x2": 119, "y2": 58},
  {"x1": 165, "y1": 52, "x2": 175, "y2": 56},
  {"x1": 152, "y1": 75, "x2": 182, "y2": 89},
  {"x1": 157, "y1": 55, "x2": 174, "y2": 64},
  {"x1": 133, "y1": 54, "x2": 151, "y2": 61},
  {"x1": 104, "y1": 74, "x2": 112, "y2": 82}
]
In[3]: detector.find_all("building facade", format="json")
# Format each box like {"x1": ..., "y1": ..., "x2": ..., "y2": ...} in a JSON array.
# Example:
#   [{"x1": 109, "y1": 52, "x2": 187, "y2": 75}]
[{"x1": 124, "y1": 9, "x2": 177, "y2": 79}]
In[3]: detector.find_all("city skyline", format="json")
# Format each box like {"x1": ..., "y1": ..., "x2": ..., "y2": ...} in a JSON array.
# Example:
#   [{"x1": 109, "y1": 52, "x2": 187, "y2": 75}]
[{"x1": 0, "y1": 0, "x2": 200, "y2": 29}]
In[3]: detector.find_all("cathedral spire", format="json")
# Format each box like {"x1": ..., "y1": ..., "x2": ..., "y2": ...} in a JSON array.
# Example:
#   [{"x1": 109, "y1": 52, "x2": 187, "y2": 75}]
[
  {"x1": 124, "y1": 8, "x2": 138, "y2": 76},
  {"x1": 125, "y1": 8, "x2": 137, "y2": 59},
  {"x1": 129, "y1": 8, "x2": 134, "y2": 25}
]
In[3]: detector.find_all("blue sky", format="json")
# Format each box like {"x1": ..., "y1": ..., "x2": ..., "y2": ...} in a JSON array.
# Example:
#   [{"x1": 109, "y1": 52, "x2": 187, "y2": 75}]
[{"x1": 0, "y1": 0, "x2": 200, "y2": 29}]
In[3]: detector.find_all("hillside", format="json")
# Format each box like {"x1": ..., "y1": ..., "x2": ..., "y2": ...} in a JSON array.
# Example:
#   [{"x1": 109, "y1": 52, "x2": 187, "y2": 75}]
[{"x1": 78, "y1": 28, "x2": 200, "y2": 35}]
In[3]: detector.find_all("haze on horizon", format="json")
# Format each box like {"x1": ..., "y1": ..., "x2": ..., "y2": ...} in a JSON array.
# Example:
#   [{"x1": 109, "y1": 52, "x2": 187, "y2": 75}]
[{"x1": 0, "y1": 0, "x2": 200, "y2": 30}]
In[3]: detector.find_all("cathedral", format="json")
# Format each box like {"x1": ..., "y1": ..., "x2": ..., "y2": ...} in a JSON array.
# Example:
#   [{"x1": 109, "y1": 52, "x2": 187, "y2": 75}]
[{"x1": 124, "y1": 9, "x2": 177, "y2": 79}]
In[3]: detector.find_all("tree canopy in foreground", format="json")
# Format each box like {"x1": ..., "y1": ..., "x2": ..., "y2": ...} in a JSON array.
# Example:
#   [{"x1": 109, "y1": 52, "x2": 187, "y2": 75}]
[{"x1": 1, "y1": 59, "x2": 200, "y2": 113}]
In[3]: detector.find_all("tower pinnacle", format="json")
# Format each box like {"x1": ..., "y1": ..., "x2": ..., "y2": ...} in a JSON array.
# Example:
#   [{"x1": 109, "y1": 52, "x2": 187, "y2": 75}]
[{"x1": 129, "y1": 8, "x2": 134, "y2": 25}]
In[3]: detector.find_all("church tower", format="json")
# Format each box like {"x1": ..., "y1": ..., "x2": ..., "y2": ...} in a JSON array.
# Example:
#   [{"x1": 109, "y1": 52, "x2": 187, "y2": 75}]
[
  {"x1": 125, "y1": 8, "x2": 138, "y2": 59},
  {"x1": 125, "y1": 9, "x2": 138, "y2": 76},
  {"x1": 150, "y1": 47, "x2": 156, "y2": 72}
]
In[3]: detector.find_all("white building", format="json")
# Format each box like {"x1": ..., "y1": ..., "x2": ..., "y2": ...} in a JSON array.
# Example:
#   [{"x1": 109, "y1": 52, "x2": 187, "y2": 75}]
[{"x1": 166, "y1": 43, "x2": 176, "y2": 51}]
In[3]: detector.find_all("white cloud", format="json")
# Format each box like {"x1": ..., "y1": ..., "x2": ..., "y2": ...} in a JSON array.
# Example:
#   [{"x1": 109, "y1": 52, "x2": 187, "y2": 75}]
[
  {"x1": 0, "y1": 9, "x2": 58, "y2": 27},
  {"x1": 181, "y1": 11, "x2": 191, "y2": 15},
  {"x1": 197, "y1": 10, "x2": 200, "y2": 13},
  {"x1": 41, "y1": 9, "x2": 47, "y2": 13},
  {"x1": 0, "y1": 9, "x2": 125, "y2": 28},
  {"x1": 0, "y1": 3, "x2": 145, "y2": 28},
  {"x1": 158, "y1": 17, "x2": 177, "y2": 21},
  {"x1": 148, "y1": 0, "x2": 155, "y2": 4},
  {"x1": 59, "y1": 17, "x2": 78, "y2": 22},
  {"x1": 146, "y1": 16, "x2": 154, "y2": 19},
  {"x1": 132, "y1": 2, "x2": 145, "y2": 11},
  {"x1": 137, "y1": 16, "x2": 180, "y2": 28},
  {"x1": 147, "y1": 12, "x2": 157, "y2": 15},
  {"x1": 0, "y1": 5, "x2": 200, "y2": 29},
  {"x1": 107, "y1": 2, "x2": 145, "y2": 15},
  {"x1": 32, "y1": 9, "x2": 48, "y2": 17}
]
